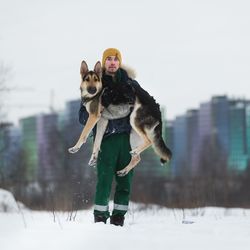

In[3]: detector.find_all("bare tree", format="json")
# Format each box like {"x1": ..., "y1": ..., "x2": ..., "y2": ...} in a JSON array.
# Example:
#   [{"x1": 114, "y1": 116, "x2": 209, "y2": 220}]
[
  {"x1": 0, "y1": 62, "x2": 11, "y2": 187},
  {"x1": 0, "y1": 62, "x2": 10, "y2": 122}
]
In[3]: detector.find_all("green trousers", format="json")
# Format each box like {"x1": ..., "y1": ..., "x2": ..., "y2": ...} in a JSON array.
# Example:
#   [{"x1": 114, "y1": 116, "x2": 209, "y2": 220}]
[{"x1": 94, "y1": 133, "x2": 133, "y2": 219}]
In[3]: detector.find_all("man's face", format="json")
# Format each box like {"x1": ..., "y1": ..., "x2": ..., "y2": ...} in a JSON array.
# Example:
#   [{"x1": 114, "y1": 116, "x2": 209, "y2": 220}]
[{"x1": 104, "y1": 56, "x2": 120, "y2": 74}]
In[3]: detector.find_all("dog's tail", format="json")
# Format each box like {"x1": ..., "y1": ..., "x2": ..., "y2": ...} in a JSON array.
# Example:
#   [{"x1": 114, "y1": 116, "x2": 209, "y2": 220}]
[{"x1": 149, "y1": 124, "x2": 172, "y2": 164}]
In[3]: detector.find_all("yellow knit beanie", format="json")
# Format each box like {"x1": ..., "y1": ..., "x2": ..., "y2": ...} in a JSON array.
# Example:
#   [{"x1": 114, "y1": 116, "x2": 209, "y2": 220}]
[{"x1": 102, "y1": 48, "x2": 122, "y2": 67}]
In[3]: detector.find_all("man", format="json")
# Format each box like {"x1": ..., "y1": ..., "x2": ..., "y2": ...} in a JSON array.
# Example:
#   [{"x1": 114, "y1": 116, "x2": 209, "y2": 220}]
[{"x1": 79, "y1": 48, "x2": 138, "y2": 226}]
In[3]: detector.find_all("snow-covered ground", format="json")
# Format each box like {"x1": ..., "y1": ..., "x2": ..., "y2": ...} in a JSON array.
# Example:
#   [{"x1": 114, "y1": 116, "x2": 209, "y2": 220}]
[{"x1": 1, "y1": 189, "x2": 250, "y2": 250}]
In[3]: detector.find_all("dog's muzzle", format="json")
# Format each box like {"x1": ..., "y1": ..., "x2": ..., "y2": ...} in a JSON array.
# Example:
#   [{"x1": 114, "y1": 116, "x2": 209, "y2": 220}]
[{"x1": 87, "y1": 86, "x2": 97, "y2": 95}]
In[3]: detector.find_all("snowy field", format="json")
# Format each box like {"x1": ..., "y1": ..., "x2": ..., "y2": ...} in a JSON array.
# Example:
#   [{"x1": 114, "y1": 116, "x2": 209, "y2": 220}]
[{"x1": 1, "y1": 189, "x2": 250, "y2": 250}]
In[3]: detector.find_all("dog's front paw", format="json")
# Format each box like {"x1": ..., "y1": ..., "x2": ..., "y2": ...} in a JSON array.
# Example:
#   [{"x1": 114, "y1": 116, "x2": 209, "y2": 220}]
[
  {"x1": 88, "y1": 155, "x2": 97, "y2": 167},
  {"x1": 68, "y1": 147, "x2": 80, "y2": 154}
]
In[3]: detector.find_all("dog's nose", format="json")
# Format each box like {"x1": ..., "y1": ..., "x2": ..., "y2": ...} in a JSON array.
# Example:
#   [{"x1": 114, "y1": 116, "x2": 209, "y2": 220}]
[{"x1": 87, "y1": 86, "x2": 97, "y2": 94}]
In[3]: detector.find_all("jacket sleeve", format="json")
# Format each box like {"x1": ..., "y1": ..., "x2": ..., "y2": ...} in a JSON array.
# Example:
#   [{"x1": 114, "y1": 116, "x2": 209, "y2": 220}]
[
  {"x1": 132, "y1": 79, "x2": 140, "y2": 87},
  {"x1": 130, "y1": 79, "x2": 141, "y2": 88},
  {"x1": 78, "y1": 103, "x2": 89, "y2": 125}
]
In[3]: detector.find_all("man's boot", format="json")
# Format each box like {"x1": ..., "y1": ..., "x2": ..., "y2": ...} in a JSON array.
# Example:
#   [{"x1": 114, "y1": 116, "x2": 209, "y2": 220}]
[
  {"x1": 110, "y1": 214, "x2": 125, "y2": 226},
  {"x1": 94, "y1": 215, "x2": 107, "y2": 224}
]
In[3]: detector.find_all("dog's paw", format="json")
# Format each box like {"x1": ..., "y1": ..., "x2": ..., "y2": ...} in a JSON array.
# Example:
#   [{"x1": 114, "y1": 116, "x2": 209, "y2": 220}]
[
  {"x1": 117, "y1": 169, "x2": 128, "y2": 177},
  {"x1": 68, "y1": 147, "x2": 80, "y2": 154},
  {"x1": 88, "y1": 156, "x2": 97, "y2": 167}
]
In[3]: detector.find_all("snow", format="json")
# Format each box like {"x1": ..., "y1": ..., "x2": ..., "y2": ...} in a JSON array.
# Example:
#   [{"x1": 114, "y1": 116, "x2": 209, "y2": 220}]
[
  {"x1": 1, "y1": 189, "x2": 250, "y2": 250},
  {"x1": 0, "y1": 188, "x2": 19, "y2": 212}
]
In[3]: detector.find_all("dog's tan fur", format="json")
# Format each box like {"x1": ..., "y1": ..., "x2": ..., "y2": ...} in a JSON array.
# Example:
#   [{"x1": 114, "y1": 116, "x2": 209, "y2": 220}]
[
  {"x1": 68, "y1": 61, "x2": 172, "y2": 176},
  {"x1": 68, "y1": 61, "x2": 103, "y2": 153}
]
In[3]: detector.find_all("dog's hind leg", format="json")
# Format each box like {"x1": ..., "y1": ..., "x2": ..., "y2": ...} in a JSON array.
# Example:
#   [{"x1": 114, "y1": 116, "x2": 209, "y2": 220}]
[
  {"x1": 88, "y1": 117, "x2": 108, "y2": 167},
  {"x1": 68, "y1": 114, "x2": 100, "y2": 154},
  {"x1": 129, "y1": 128, "x2": 143, "y2": 149},
  {"x1": 129, "y1": 126, "x2": 152, "y2": 156},
  {"x1": 117, "y1": 131, "x2": 152, "y2": 177},
  {"x1": 117, "y1": 153, "x2": 141, "y2": 177},
  {"x1": 130, "y1": 137, "x2": 152, "y2": 156}
]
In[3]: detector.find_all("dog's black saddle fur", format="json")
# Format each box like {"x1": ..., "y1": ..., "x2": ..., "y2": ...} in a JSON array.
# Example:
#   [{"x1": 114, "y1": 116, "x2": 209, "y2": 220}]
[
  {"x1": 100, "y1": 68, "x2": 162, "y2": 122},
  {"x1": 101, "y1": 69, "x2": 135, "y2": 108}
]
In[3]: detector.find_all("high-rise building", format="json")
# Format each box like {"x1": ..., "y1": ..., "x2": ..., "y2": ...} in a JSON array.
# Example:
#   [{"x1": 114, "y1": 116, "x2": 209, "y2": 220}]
[
  {"x1": 172, "y1": 115, "x2": 187, "y2": 176},
  {"x1": 170, "y1": 96, "x2": 231, "y2": 177},
  {"x1": 20, "y1": 116, "x2": 38, "y2": 182},
  {"x1": 0, "y1": 123, "x2": 21, "y2": 182},
  {"x1": 228, "y1": 100, "x2": 248, "y2": 171},
  {"x1": 211, "y1": 96, "x2": 230, "y2": 157},
  {"x1": 196, "y1": 101, "x2": 213, "y2": 175},
  {"x1": 37, "y1": 113, "x2": 61, "y2": 183},
  {"x1": 165, "y1": 120, "x2": 174, "y2": 176},
  {"x1": 246, "y1": 103, "x2": 250, "y2": 161},
  {"x1": 186, "y1": 109, "x2": 199, "y2": 176}
]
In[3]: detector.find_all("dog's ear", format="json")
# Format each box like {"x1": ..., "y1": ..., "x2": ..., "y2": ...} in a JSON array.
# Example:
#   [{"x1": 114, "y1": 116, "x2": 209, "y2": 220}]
[
  {"x1": 80, "y1": 61, "x2": 89, "y2": 76},
  {"x1": 94, "y1": 61, "x2": 102, "y2": 78}
]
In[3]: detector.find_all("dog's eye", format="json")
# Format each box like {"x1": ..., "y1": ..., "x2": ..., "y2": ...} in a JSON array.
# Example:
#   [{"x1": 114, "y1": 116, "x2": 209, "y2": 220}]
[
  {"x1": 94, "y1": 77, "x2": 98, "y2": 81},
  {"x1": 85, "y1": 77, "x2": 90, "y2": 82}
]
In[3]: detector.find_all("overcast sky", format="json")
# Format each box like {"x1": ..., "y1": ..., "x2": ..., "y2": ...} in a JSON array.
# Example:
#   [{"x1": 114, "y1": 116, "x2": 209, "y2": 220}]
[{"x1": 1, "y1": 0, "x2": 250, "y2": 124}]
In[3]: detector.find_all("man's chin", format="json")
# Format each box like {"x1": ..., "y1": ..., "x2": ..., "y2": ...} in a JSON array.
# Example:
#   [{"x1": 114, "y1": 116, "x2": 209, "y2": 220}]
[{"x1": 107, "y1": 69, "x2": 118, "y2": 74}]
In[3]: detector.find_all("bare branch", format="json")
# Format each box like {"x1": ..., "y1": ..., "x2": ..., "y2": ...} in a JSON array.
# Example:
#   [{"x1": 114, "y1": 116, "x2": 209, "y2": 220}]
[
  {"x1": 0, "y1": 61, "x2": 11, "y2": 122},
  {"x1": 0, "y1": 62, "x2": 10, "y2": 91}
]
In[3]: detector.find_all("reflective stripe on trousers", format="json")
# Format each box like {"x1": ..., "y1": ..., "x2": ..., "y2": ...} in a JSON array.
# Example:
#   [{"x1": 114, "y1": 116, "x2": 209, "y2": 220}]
[
  {"x1": 94, "y1": 204, "x2": 109, "y2": 212},
  {"x1": 114, "y1": 203, "x2": 128, "y2": 211}
]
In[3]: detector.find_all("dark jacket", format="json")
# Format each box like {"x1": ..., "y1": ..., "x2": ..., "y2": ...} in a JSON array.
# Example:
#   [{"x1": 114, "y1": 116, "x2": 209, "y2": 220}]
[{"x1": 78, "y1": 68, "x2": 139, "y2": 138}]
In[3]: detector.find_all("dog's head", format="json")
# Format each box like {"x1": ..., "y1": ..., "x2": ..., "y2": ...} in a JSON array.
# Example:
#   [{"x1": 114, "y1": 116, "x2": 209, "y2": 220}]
[{"x1": 80, "y1": 61, "x2": 102, "y2": 99}]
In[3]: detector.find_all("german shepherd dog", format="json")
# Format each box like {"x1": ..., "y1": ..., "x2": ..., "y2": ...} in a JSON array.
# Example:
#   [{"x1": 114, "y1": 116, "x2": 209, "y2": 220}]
[{"x1": 68, "y1": 61, "x2": 172, "y2": 176}]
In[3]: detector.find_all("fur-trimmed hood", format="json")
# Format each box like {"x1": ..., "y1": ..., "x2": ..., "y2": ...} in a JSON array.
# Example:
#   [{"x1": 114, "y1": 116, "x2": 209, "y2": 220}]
[{"x1": 120, "y1": 65, "x2": 136, "y2": 79}]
